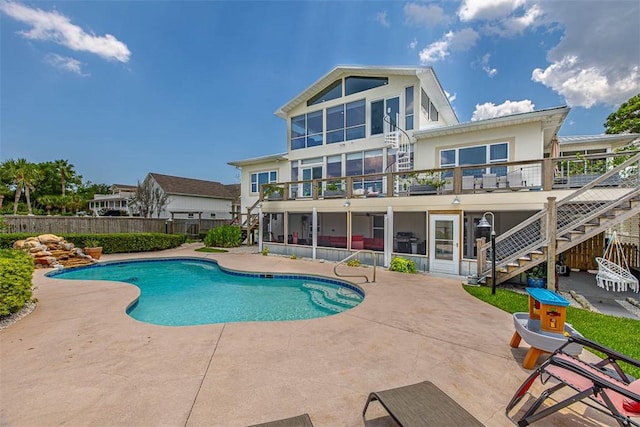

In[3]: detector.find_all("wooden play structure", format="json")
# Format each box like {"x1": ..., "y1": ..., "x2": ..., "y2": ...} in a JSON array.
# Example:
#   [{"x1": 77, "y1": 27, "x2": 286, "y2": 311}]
[{"x1": 510, "y1": 288, "x2": 583, "y2": 369}]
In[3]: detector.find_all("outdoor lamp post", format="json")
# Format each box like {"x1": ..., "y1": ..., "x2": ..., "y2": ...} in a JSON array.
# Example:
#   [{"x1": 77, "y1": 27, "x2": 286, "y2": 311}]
[{"x1": 477, "y1": 212, "x2": 497, "y2": 295}]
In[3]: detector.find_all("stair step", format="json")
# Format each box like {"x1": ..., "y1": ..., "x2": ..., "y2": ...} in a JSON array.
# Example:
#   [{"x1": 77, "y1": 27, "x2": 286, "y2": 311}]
[
  {"x1": 307, "y1": 289, "x2": 344, "y2": 313},
  {"x1": 302, "y1": 283, "x2": 360, "y2": 307}
]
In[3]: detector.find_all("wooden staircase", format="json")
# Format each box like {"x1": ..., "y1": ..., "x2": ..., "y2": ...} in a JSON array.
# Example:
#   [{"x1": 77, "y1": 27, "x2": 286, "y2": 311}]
[{"x1": 479, "y1": 152, "x2": 640, "y2": 286}]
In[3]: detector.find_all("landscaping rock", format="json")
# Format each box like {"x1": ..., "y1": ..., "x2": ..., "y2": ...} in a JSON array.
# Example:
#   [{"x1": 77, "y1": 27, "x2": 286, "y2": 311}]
[{"x1": 13, "y1": 234, "x2": 95, "y2": 269}]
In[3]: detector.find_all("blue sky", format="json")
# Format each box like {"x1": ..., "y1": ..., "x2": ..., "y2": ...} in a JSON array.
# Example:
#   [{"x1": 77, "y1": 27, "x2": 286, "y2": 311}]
[{"x1": 1, "y1": 0, "x2": 639, "y2": 186}]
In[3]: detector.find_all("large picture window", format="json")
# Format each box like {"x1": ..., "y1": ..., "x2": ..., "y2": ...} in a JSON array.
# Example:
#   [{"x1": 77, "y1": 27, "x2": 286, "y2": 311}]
[
  {"x1": 326, "y1": 99, "x2": 365, "y2": 144},
  {"x1": 291, "y1": 111, "x2": 324, "y2": 150},
  {"x1": 251, "y1": 170, "x2": 278, "y2": 193},
  {"x1": 440, "y1": 142, "x2": 509, "y2": 177}
]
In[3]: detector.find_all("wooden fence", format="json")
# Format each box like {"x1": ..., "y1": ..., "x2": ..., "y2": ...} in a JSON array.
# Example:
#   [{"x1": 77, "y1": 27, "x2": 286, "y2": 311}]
[
  {"x1": 563, "y1": 233, "x2": 639, "y2": 271},
  {"x1": 2, "y1": 215, "x2": 228, "y2": 236}
]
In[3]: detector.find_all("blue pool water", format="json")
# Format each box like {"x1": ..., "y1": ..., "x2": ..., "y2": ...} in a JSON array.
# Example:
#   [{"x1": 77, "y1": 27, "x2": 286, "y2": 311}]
[{"x1": 47, "y1": 258, "x2": 364, "y2": 326}]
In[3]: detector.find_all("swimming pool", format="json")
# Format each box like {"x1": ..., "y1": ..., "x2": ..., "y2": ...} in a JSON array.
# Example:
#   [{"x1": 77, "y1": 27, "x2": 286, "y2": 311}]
[{"x1": 47, "y1": 258, "x2": 364, "y2": 326}]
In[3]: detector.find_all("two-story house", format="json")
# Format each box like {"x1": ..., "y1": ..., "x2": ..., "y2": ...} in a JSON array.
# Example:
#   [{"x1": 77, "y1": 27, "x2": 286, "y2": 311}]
[{"x1": 229, "y1": 66, "x2": 639, "y2": 283}]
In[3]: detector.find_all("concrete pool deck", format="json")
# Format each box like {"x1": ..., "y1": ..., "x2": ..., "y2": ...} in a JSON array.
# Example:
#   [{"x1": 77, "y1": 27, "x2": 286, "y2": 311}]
[{"x1": 0, "y1": 244, "x2": 619, "y2": 426}]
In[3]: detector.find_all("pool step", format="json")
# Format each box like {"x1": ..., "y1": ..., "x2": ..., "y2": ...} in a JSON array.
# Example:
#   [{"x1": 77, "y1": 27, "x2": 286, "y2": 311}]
[
  {"x1": 306, "y1": 289, "x2": 345, "y2": 313},
  {"x1": 302, "y1": 283, "x2": 361, "y2": 310}
]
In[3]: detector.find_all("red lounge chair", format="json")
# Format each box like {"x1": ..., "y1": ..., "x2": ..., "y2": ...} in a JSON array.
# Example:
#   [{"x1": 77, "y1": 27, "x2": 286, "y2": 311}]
[{"x1": 506, "y1": 335, "x2": 640, "y2": 426}]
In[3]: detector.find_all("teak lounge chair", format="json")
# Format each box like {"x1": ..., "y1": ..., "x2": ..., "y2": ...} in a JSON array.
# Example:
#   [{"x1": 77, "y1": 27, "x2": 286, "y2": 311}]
[
  {"x1": 362, "y1": 380, "x2": 483, "y2": 426},
  {"x1": 506, "y1": 335, "x2": 640, "y2": 426},
  {"x1": 247, "y1": 413, "x2": 313, "y2": 427}
]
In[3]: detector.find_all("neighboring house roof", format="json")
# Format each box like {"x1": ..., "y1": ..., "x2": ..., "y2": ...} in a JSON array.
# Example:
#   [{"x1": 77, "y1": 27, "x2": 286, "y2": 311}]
[
  {"x1": 228, "y1": 152, "x2": 288, "y2": 167},
  {"x1": 558, "y1": 134, "x2": 640, "y2": 149},
  {"x1": 111, "y1": 184, "x2": 136, "y2": 192},
  {"x1": 148, "y1": 173, "x2": 237, "y2": 200},
  {"x1": 224, "y1": 183, "x2": 241, "y2": 201},
  {"x1": 274, "y1": 65, "x2": 458, "y2": 125}
]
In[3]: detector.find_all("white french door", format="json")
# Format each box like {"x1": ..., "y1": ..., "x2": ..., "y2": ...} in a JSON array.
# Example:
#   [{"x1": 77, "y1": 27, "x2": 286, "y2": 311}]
[{"x1": 429, "y1": 214, "x2": 460, "y2": 275}]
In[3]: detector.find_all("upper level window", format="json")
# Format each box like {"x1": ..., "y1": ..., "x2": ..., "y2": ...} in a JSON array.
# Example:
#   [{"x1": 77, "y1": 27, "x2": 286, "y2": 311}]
[
  {"x1": 405, "y1": 86, "x2": 414, "y2": 130},
  {"x1": 326, "y1": 99, "x2": 365, "y2": 144},
  {"x1": 307, "y1": 80, "x2": 342, "y2": 106},
  {"x1": 440, "y1": 142, "x2": 509, "y2": 177},
  {"x1": 251, "y1": 170, "x2": 278, "y2": 193},
  {"x1": 345, "y1": 76, "x2": 388, "y2": 96},
  {"x1": 291, "y1": 111, "x2": 324, "y2": 150},
  {"x1": 421, "y1": 89, "x2": 439, "y2": 122},
  {"x1": 371, "y1": 97, "x2": 399, "y2": 135}
]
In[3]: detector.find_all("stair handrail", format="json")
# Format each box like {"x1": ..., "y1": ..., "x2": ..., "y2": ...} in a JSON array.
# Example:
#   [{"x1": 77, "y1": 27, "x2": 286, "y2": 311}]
[
  {"x1": 334, "y1": 250, "x2": 376, "y2": 283},
  {"x1": 478, "y1": 152, "x2": 640, "y2": 280},
  {"x1": 554, "y1": 152, "x2": 640, "y2": 235}
]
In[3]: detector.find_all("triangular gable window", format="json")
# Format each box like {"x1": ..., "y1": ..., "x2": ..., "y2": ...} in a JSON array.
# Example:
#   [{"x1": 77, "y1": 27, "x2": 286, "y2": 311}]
[{"x1": 308, "y1": 80, "x2": 342, "y2": 106}]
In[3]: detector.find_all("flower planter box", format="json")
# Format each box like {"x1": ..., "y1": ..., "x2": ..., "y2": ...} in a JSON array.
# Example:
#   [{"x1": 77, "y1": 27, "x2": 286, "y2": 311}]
[
  {"x1": 409, "y1": 184, "x2": 438, "y2": 195},
  {"x1": 323, "y1": 190, "x2": 346, "y2": 198}
]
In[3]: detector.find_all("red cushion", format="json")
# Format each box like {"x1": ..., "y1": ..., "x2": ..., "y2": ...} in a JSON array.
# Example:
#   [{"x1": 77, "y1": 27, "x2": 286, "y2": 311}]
[{"x1": 623, "y1": 399, "x2": 640, "y2": 413}]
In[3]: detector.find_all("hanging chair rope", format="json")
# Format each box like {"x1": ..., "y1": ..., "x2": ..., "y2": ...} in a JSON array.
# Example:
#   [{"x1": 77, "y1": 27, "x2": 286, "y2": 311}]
[{"x1": 596, "y1": 231, "x2": 639, "y2": 292}]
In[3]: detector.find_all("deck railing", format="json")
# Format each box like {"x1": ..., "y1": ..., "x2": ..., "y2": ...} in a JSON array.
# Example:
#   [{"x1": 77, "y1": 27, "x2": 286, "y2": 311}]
[{"x1": 259, "y1": 151, "x2": 640, "y2": 201}]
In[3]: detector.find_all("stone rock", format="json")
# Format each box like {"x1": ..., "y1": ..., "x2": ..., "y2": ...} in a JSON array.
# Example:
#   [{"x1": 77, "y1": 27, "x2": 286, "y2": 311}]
[
  {"x1": 38, "y1": 234, "x2": 63, "y2": 244},
  {"x1": 14, "y1": 233, "x2": 95, "y2": 269}
]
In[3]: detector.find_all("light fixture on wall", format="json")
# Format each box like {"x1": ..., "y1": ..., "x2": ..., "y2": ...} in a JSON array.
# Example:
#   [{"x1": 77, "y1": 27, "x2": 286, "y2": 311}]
[
  {"x1": 452, "y1": 196, "x2": 460, "y2": 205},
  {"x1": 343, "y1": 199, "x2": 351, "y2": 208}
]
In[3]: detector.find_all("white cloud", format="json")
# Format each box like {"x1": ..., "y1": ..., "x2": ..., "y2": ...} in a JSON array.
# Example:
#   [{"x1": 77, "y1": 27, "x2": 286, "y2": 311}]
[
  {"x1": 419, "y1": 28, "x2": 479, "y2": 64},
  {"x1": 0, "y1": 0, "x2": 131, "y2": 63},
  {"x1": 530, "y1": 1, "x2": 640, "y2": 107},
  {"x1": 44, "y1": 53, "x2": 88, "y2": 76},
  {"x1": 532, "y1": 56, "x2": 639, "y2": 108},
  {"x1": 375, "y1": 11, "x2": 390, "y2": 28},
  {"x1": 481, "y1": 53, "x2": 498, "y2": 77},
  {"x1": 471, "y1": 99, "x2": 535, "y2": 121},
  {"x1": 458, "y1": 0, "x2": 526, "y2": 22},
  {"x1": 404, "y1": 3, "x2": 450, "y2": 27},
  {"x1": 408, "y1": 38, "x2": 418, "y2": 49},
  {"x1": 485, "y1": 4, "x2": 543, "y2": 36}
]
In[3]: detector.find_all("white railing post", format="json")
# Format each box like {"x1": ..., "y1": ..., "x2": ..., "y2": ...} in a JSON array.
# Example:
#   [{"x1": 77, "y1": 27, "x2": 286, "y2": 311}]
[{"x1": 547, "y1": 197, "x2": 557, "y2": 291}]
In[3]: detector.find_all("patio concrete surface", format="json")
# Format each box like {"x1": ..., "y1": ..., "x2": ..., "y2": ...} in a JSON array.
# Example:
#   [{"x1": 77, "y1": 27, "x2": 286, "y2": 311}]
[{"x1": 0, "y1": 244, "x2": 622, "y2": 426}]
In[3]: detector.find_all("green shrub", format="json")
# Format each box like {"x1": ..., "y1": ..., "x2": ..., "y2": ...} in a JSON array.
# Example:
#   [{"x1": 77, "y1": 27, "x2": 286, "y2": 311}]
[
  {"x1": 346, "y1": 259, "x2": 361, "y2": 267},
  {"x1": 0, "y1": 249, "x2": 34, "y2": 316},
  {"x1": 204, "y1": 225, "x2": 242, "y2": 248},
  {"x1": 0, "y1": 233, "x2": 186, "y2": 253},
  {"x1": 261, "y1": 245, "x2": 269, "y2": 256},
  {"x1": 389, "y1": 256, "x2": 417, "y2": 273}
]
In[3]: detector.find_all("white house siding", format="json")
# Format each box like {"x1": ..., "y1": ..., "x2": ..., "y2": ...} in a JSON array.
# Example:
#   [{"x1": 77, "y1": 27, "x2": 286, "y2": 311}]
[
  {"x1": 162, "y1": 195, "x2": 232, "y2": 220},
  {"x1": 238, "y1": 159, "x2": 284, "y2": 212}
]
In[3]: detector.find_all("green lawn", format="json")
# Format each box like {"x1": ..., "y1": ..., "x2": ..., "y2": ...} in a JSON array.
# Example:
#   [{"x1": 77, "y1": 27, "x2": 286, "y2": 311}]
[
  {"x1": 195, "y1": 247, "x2": 228, "y2": 253},
  {"x1": 463, "y1": 285, "x2": 640, "y2": 379}
]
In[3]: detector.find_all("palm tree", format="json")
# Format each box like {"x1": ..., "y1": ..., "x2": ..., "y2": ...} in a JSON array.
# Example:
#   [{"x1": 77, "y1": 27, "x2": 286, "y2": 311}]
[
  {"x1": 5, "y1": 158, "x2": 42, "y2": 215},
  {"x1": 52, "y1": 159, "x2": 75, "y2": 213}
]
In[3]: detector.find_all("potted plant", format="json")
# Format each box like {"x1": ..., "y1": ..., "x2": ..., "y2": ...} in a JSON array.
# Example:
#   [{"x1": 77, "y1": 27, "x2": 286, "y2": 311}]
[
  {"x1": 324, "y1": 181, "x2": 345, "y2": 198},
  {"x1": 409, "y1": 171, "x2": 447, "y2": 195},
  {"x1": 83, "y1": 238, "x2": 103, "y2": 260},
  {"x1": 263, "y1": 184, "x2": 283, "y2": 200},
  {"x1": 526, "y1": 264, "x2": 547, "y2": 288}
]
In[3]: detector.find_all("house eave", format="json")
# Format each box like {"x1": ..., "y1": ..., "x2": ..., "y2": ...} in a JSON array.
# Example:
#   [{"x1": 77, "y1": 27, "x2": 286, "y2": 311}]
[
  {"x1": 228, "y1": 153, "x2": 288, "y2": 167},
  {"x1": 412, "y1": 106, "x2": 570, "y2": 139},
  {"x1": 275, "y1": 65, "x2": 440, "y2": 120}
]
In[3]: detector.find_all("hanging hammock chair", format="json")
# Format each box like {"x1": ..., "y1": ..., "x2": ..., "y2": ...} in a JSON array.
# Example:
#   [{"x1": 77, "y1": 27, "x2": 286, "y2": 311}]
[{"x1": 595, "y1": 231, "x2": 639, "y2": 293}]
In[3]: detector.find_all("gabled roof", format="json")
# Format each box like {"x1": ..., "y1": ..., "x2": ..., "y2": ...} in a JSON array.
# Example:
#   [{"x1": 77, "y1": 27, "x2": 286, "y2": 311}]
[
  {"x1": 275, "y1": 65, "x2": 458, "y2": 125},
  {"x1": 111, "y1": 184, "x2": 136, "y2": 192},
  {"x1": 148, "y1": 173, "x2": 236, "y2": 200}
]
